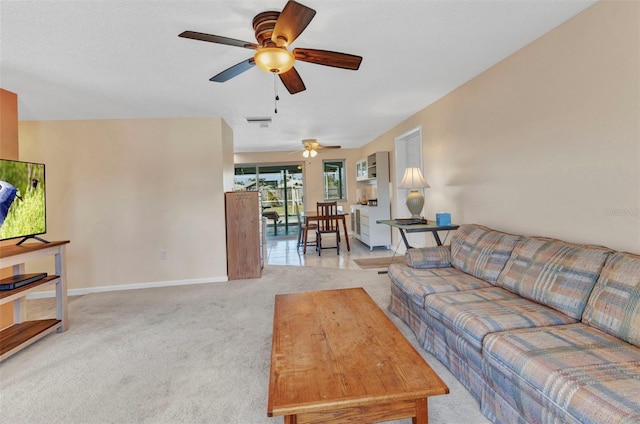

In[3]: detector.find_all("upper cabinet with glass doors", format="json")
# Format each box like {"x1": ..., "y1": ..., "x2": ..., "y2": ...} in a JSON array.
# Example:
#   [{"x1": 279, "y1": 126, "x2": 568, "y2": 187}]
[{"x1": 356, "y1": 158, "x2": 368, "y2": 181}]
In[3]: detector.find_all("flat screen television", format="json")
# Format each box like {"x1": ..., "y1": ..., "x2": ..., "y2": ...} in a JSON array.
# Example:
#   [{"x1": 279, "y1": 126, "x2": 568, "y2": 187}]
[{"x1": 0, "y1": 159, "x2": 48, "y2": 245}]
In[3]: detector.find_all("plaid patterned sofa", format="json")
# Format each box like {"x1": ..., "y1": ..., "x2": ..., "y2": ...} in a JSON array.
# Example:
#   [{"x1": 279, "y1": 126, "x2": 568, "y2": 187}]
[{"x1": 388, "y1": 224, "x2": 640, "y2": 424}]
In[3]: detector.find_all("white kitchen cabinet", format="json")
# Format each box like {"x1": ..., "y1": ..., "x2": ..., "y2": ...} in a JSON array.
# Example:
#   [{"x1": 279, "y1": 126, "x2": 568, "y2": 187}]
[{"x1": 351, "y1": 152, "x2": 391, "y2": 249}]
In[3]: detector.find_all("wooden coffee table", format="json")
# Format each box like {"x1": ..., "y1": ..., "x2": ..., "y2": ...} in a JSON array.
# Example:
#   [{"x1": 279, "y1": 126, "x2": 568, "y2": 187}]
[{"x1": 267, "y1": 287, "x2": 449, "y2": 424}]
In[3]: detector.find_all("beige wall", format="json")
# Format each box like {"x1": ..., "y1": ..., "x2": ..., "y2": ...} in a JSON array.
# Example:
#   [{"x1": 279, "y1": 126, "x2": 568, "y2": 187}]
[
  {"x1": 234, "y1": 148, "x2": 364, "y2": 217},
  {"x1": 19, "y1": 118, "x2": 231, "y2": 292},
  {"x1": 221, "y1": 119, "x2": 235, "y2": 192},
  {"x1": 367, "y1": 0, "x2": 640, "y2": 253}
]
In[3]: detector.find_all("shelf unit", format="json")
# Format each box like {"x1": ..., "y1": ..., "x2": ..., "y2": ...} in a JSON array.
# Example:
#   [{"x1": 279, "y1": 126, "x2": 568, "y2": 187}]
[
  {"x1": 0, "y1": 240, "x2": 70, "y2": 361},
  {"x1": 351, "y1": 152, "x2": 391, "y2": 250},
  {"x1": 367, "y1": 153, "x2": 378, "y2": 179}
]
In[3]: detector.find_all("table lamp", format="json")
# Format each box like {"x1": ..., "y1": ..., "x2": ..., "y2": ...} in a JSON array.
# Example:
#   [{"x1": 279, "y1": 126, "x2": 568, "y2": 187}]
[{"x1": 398, "y1": 167, "x2": 430, "y2": 218}]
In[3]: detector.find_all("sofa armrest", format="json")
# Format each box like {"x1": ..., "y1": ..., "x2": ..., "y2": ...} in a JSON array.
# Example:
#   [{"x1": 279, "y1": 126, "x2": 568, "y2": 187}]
[{"x1": 404, "y1": 246, "x2": 452, "y2": 268}]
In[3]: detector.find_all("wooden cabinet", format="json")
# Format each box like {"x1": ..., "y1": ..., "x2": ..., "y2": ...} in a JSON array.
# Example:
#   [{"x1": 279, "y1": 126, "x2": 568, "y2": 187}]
[
  {"x1": 352, "y1": 152, "x2": 391, "y2": 250},
  {"x1": 225, "y1": 191, "x2": 263, "y2": 280},
  {"x1": 0, "y1": 240, "x2": 70, "y2": 361}
]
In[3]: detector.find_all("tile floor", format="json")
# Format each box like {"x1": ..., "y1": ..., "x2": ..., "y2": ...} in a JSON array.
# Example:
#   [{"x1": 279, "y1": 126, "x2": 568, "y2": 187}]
[{"x1": 265, "y1": 231, "x2": 399, "y2": 270}]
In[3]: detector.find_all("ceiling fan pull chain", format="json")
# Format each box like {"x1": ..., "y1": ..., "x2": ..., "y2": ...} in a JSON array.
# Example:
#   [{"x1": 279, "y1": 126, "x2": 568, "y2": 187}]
[{"x1": 273, "y1": 73, "x2": 279, "y2": 114}]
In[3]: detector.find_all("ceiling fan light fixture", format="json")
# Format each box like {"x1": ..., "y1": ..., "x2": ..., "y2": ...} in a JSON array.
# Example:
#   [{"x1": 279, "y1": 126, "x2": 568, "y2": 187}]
[
  {"x1": 302, "y1": 146, "x2": 318, "y2": 158},
  {"x1": 254, "y1": 47, "x2": 295, "y2": 74}
]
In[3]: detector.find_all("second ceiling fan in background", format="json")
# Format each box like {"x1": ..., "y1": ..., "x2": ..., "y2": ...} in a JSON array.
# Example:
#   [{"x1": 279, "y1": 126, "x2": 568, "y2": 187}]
[
  {"x1": 300, "y1": 139, "x2": 340, "y2": 157},
  {"x1": 179, "y1": 0, "x2": 363, "y2": 95}
]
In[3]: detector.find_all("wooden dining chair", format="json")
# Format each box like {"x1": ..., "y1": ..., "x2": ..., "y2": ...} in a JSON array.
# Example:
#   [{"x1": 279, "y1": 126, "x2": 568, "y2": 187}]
[
  {"x1": 297, "y1": 210, "x2": 318, "y2": 253},
  {"x1": 315, "y1": 201, "x2": 340, "y2": 256}
]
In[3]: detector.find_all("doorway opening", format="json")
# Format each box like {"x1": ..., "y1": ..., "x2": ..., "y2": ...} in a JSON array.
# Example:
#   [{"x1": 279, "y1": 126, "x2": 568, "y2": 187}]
[{"x1": 234, "y1": 163, "x2": 304, "y2": 237}]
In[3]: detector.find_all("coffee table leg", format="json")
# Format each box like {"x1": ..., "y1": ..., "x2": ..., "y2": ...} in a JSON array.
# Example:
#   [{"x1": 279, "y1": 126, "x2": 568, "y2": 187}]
[
  {"x1": 284, "y1": 414, "x2": 297, "y2": 424},
  {"x1": 413, "y1": 398, "x2": 428, "y2": 424}
]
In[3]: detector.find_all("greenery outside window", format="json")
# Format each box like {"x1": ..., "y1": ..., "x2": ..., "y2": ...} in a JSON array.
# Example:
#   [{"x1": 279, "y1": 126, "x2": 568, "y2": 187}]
[{"x1": 323, "y1": 160, "x2": 346, "y2": 201}]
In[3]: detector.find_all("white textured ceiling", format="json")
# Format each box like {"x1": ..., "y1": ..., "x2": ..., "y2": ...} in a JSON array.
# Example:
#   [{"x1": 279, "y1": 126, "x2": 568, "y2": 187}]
[{"x1": 0, "y1": 0, "x2": 596, "y2": 152}]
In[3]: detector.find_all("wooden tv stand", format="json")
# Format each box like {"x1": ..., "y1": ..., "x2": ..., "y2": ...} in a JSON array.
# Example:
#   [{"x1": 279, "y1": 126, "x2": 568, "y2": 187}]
[{"x1": 0, "y1": 240, "x2": 70, "y2": 361}]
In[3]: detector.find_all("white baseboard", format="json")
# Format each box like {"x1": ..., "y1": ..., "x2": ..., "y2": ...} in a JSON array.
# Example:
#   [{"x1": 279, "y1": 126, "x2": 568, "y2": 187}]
[{"x1": 26, "y1": 276, "x2": 229, "y2": 299}]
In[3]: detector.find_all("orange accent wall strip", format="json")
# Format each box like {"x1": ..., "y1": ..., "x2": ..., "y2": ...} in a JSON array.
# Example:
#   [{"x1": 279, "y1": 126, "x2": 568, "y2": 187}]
[{"x1": 1, "y1": 87, "x2": 20, "y2": 329}]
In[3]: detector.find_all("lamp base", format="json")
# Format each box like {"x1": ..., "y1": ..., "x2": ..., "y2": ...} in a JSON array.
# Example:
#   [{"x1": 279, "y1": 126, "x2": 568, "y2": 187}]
[{"x1": 405, "y1": 190, "x2": 424, "y2": 219}]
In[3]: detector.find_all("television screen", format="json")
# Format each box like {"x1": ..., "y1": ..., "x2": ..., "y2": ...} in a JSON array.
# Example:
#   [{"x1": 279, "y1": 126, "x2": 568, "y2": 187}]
[{"x1": 0, "y1": 159, "x2": 46, "y2": 242}]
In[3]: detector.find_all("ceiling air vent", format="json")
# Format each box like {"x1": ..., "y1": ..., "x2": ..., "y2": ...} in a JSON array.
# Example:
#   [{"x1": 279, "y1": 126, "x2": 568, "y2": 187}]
[{"x1": 245, "y1": 117, "x2": 272, "y2": 128}]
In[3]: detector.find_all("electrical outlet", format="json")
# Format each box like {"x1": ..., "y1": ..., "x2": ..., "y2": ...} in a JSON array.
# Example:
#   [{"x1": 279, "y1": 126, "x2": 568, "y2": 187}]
[{"x1": 160, "y1": 250, "x2": 167, "y2": 260}]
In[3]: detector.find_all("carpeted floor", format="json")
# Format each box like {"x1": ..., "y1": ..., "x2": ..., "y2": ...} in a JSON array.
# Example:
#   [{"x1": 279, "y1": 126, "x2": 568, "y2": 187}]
[{"x1": 0, "y1": 265, "x2": 489, "y2": 424}]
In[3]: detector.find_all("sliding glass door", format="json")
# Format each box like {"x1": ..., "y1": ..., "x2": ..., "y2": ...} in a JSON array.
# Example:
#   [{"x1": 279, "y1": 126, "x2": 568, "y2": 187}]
[{"x1": 234, "y1": 163, "x2": 304, "y2": 236}]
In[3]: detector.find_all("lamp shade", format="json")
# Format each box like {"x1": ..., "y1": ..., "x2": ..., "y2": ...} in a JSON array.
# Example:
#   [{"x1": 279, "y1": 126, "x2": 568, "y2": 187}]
[
  {"x1": 254, "y1": 47, "x2": 295, "y2": 74},
  {"x1": 398, "y1": 167, "x2": 430, "y2": 189}
]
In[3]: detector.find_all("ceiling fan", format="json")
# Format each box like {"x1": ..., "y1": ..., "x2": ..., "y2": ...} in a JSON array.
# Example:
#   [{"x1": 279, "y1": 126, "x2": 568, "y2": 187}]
[
  {"x1": 178, "y1": 0, "x2": 362, "y2": 95},
  {"x1": 300, "y1": 139, "x2": 340, "y2": 158}
]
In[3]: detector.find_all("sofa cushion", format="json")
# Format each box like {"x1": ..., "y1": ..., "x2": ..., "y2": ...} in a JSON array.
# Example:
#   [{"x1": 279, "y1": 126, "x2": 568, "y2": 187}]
[
  {"x1": 404, "y1": 245, "x2": 451, "y2": 269},
  {"x1": 450, "y1": 224, "x2": 521, "y2": 284},
  {"x1": 425, "y1": 287, "x2": 576, "y2": 353},
  {"x1": 388, "y1": 263, "x2": 492, "y2": 308},
  {"x1": 495, "y1": 237, "x2": 612, "y2": 320},
  {"x1": 483, "y1": 323, "x2": 640, "y2": 424},
  {"x1": 582, "y1": 252, "x2": 640, "y2": 347}
]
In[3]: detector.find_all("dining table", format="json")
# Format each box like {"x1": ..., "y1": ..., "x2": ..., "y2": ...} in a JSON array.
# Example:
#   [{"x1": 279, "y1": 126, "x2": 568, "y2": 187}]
[
  {"x1": 302, "y1": 211, "x2": 350, "y2": 253},
  {"x1": 261, "y1": 210, "x2": 280, "y2": 235}
]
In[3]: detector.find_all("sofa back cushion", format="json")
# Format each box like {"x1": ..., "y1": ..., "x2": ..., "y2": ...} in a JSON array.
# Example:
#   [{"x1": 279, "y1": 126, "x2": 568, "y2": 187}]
[
  {"x1": 582, "y1": 252, "x2": 640, "y2": 347},
  {"x1": 496, "y1": 237, "x2": 611, "y2": 319},
  {"x1": 450, "y1": 224, "x2": 521, "y2": 284}
]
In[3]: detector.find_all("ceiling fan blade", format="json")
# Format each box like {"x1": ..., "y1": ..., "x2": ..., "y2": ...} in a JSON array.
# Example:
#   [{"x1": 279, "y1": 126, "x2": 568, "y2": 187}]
[
  {"x1": 318, "y1": 145, "x2": 341, "y2": 149},
  {"x1": 272, "y1": 1, "x2": 316, "y2": 47},
  {"x1": 179, "y1": 31, "x2": 258, "y2": 50},
  {"x1": 278, "y1": 67, "x2": 306, "y2": 94},
  {"x1": 293, "y1": 48, "x2": 362, "y2": 70},
  {"x1": 210, "y1": 58, "x2": 256, "y2": 82}
]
